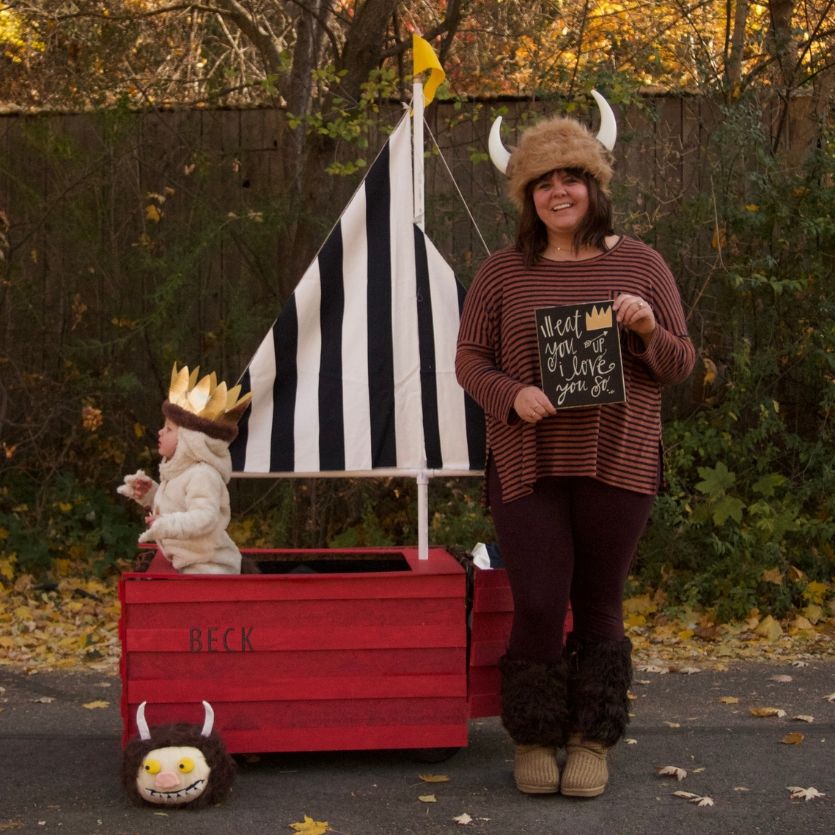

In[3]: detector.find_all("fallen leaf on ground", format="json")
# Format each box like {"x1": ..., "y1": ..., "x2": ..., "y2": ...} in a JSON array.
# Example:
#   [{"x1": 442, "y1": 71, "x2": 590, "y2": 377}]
[
  {"x1": 673, "y1": 790, "x2": 714, "y2": 807},
  {"x1": 734, "y1": 787, "x2": 750, "y2": 792},
  {"x1": 419, "y1": 774, "x2": 449, "y2": 783},
  {"x1": 636, "y1": 664, "x2": 669, "y2": 674},
  {"x1": 32, "y1": 697, "x2": 54, "y2": 704},
  {"x1": 656, "y1": 765, "x2": 687, "y2": 781},
  {"x1": 289, "y1": 816, "x2": 330, "y2": 835},
  {"x1": 750, "y1": 707, "x2": 786, "y2": 718},
  {"x1": 720, "y1": 696, "x2": 739, "y2": 704},
  {"x1": 792, "y1": 714, "x2": 814, "y2": 723},
  {"x1": 781, "y1": 732, "x2": 805, "y2": 745},
  {"x1": 755, "y1": 615, "x2": 783, "y2": 641},
  {"x1": 82, "y1": 700, "x2": 109, "y2": 710},
  {"x1": 663, "y1": 721, "x2": 681, "y2": 728},
  {"x1": 625, "y1": 738, "x2": 638, "y2": 745},
  {"x1": 453, "y1": 813, "x2": 473, "y2": 825},
  {"x1": 770, "y1": 674, "x2": 792, "y2": 683},
  {"x1": 787, "y1": 786, "x2": 825, "y2": 801},
  {"x1": 824, "y1": 692, "x2": 835, "y2": 703},
  {"x1": 418, "y1": 795, "x2": 437, "y2": 803},
  {"x1": 790, "y1": 660, "x2": 809, "y2": 668}
]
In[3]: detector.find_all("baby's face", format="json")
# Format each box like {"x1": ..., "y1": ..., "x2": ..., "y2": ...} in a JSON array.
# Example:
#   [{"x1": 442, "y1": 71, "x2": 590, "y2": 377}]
[{"x1": 158, "y1": 419, "x2": 179, "y2": 459}]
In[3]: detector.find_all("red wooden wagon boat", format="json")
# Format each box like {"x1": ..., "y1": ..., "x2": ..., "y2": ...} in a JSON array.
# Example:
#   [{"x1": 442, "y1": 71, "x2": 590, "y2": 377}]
[{"x1": 120, "y1": 546, "x2": 518, "y2": 754}]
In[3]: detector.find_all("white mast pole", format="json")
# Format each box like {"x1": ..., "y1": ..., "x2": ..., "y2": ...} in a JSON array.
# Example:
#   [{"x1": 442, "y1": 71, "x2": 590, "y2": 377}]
[{"x1": 413, "y1": 74, "x2": 430, "y2": 561}]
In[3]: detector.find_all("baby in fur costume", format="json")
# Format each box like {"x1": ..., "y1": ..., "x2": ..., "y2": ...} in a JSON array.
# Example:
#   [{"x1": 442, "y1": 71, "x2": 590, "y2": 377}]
[{"x1": 118, "y1": 364, "x2": 251, "y2": 575}]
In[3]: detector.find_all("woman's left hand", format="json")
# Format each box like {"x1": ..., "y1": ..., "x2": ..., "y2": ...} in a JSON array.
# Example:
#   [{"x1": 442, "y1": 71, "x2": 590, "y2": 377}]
[{"x1": 614, "y1": 294, "x2": 656, "y2": 342}]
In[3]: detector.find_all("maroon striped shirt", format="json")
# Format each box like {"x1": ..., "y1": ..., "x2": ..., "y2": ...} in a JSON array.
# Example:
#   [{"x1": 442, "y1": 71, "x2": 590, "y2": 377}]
[{"x1": 456, "y1": 237, "x2": 696, "y2": 501}]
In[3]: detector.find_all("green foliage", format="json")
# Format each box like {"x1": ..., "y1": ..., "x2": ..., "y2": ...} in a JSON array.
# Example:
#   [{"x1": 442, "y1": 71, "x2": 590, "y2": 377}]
[
  {"x1": 634, "y1": 103, "x2": 835, "y2": 621},
  {"x1": 0, "y1": 470, "x2": 137, "y2": 577}
]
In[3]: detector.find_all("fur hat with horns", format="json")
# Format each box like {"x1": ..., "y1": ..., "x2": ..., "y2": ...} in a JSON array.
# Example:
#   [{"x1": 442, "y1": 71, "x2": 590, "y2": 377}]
[{"x1": 489, "y1": 90, "x2": 617, "y2": 208}]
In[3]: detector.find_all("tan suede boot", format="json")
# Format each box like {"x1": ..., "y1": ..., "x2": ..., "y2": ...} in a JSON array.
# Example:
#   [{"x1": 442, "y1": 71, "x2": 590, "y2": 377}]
[
  {"x1": 560, "y1": 734, "x2": 608, "y2": 797},
  {"x1": 514, "y1": 744, "x2": 560, "y2": 794}
]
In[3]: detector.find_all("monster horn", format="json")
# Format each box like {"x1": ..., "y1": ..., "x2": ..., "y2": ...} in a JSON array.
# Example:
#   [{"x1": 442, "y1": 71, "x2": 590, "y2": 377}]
[
  {"x1": 200, "y1": 700, "x2": 215, "y2": 737},
  {"x1": 136, "y1": 701, "x2": 151, "y2": 741}
]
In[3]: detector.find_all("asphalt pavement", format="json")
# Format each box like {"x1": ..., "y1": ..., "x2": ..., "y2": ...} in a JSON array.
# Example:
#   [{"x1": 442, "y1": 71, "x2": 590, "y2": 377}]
[{"x1": 0, "y1": 660, "x2": 833, "y2": 834}]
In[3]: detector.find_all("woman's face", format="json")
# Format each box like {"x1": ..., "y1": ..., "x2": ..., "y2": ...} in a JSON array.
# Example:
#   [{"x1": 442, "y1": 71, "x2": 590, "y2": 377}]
[{"x1": 531, "y1": 169, "x2": 589, "y2": 239}]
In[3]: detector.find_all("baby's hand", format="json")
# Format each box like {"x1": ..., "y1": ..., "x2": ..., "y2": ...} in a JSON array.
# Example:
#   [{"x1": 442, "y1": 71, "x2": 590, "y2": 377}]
[{"x1": 117, "y1": 470, "x2": 152, "y2": 501}]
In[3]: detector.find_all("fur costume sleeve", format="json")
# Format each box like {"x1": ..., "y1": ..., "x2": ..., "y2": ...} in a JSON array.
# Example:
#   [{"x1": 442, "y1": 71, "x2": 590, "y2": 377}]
[
  {"x1": 138, "y1": 464, "x2": 225, "y2": 544},
  {"x1": 117, "y1": 470, "x2": 158, "y2": 509}
]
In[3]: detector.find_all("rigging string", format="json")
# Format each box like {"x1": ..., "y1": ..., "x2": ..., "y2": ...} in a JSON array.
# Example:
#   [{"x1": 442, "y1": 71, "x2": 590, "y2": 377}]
[{"x1": 422, "y1": 118, "x2": 492, "y2": 258}]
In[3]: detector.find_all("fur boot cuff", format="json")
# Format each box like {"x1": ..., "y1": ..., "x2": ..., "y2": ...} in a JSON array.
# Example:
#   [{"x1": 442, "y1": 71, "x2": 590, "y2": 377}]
[{"x1": 499, "y1": 655, "x2": 569, "y2": 747}]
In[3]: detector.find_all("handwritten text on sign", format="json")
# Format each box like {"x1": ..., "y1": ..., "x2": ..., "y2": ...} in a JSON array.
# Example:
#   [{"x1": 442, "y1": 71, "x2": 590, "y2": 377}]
[{"x1": 535, "y1": 301, "x2": 626, "y2": 408}]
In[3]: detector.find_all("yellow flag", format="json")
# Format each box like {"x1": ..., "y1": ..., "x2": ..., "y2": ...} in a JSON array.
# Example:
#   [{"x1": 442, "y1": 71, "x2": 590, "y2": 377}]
[{"x1": 412, "y1": 33, "x2": 445, "y2": 105}]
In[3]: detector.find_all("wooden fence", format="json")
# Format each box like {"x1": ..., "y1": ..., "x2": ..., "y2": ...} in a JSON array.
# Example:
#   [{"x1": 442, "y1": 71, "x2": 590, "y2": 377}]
[{"x1": 0, "y1": 94, "x2": 821, "y2": 425}]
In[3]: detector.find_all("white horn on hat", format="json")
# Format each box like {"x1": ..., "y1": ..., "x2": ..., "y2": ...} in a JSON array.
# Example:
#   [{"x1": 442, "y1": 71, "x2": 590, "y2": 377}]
[
  {"x1": 487, "y1": 89, "x2": 617, "y2": 174},
  {"x1": 590, "y1": 89, "x2": 617, "y2": 151},
  {"x1": 136, "y1": 701, "x2": 151, "y2": 741},
  {"x1": 200, "y1": 700, "x2": 215, "y2": 737},
  {"x1": 488, "y1": 115, "x2": 511, "y2": 174}
]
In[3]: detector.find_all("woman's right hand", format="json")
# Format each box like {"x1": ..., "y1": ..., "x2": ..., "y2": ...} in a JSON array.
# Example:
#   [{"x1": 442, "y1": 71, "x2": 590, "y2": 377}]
[{"x1": 513, "y1": 386, "x2": 556, "y2": 423}]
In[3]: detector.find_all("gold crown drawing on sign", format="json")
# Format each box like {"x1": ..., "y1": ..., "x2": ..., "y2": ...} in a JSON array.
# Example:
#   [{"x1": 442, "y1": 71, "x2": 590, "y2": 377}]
[
  {"x1": 585, "y1": 305, "x2": 613, "y2": 331},
  {"x1": 162, "y1": 363, "x2": 253, "y2": 442}
]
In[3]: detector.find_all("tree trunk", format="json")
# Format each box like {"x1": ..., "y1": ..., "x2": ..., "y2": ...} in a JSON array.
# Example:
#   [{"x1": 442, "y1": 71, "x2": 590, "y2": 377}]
[{"x1": 725, "y1": 0, "x2": 750, "y2": 97}]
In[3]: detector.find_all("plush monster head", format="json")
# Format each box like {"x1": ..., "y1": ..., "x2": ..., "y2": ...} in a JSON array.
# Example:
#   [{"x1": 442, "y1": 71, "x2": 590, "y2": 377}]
[{"x1": 122, "y1": 701, "x2": 236, "y2": 808}]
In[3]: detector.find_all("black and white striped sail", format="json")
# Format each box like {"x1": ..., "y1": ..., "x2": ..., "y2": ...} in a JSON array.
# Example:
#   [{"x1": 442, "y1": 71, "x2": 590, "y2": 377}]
[{"x1": 230, "y1": 114, "x2": 484, "y2": 475}]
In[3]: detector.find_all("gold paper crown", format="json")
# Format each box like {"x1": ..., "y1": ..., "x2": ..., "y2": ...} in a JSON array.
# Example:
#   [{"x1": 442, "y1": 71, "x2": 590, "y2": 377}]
[
  {"x1": 585, "y1": 305, "x2": 613, "y2": 331},
  {"x1": 163, "y1": 363, "x2": 252, "y2": 442}
]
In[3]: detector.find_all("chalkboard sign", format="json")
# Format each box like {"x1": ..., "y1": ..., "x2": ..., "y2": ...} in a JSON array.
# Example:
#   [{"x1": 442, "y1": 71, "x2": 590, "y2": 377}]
[{"x1": 535, "y1": 301, "x2": 626, "y2": 408}]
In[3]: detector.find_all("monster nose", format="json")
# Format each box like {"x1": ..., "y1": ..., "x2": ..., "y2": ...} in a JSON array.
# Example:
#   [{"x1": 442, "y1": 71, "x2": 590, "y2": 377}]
[{"x1": 155, "y1": 771, "x2": 181, "y2": 790}]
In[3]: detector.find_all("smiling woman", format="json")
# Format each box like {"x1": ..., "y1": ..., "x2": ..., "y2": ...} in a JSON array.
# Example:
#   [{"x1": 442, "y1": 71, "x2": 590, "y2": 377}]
[{"x1": 456, "y1": 93, "x2": 696, "y2": 798}]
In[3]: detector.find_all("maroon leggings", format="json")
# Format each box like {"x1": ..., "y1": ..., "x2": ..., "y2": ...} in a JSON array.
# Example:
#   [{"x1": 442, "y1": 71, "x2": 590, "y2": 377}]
[{"x1": 488, "y1": 459, "x2": 655, "y2": 663}]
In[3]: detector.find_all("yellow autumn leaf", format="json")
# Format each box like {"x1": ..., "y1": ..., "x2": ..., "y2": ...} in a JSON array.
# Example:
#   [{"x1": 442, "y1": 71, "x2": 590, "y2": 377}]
[
  {"x1": 781, "y1": 732, "x2": 804, "y2": 745},
  {"x1": 623, "y1": 594, "x2": 657, "y2": 616},
  {"x1": 289, "y1": 815, "x2": 330, "y2": 835},
  {"x1": 750, "y1": 707, "x2": 786, "y2": 718},
  {"x1": 761, "y1": 567, "x2": 782, "y2": 585},
  {"x1": 720, "y1": 696, "x2": 739, "y2": 704},
  {"x1": 702, "y1": 357, "x2": 717, "y2": 387},
  {"x1": 754, "y1": 615, "x2": 782, "y2": 641},
  {"x1": 419, "y1": 774, "x2": 450, "y2": 783},
  {"x1": 145, "y1": 204, "x2": 161, "y2": 223},
  {"x1": 801, "y1": 603, "x2": 823, "y2": 624},
  {"x1": 82, "y1": 700, "x2": 109, "y2": 710},
  {"x1": 0, "y1": 557, "x2": 16, "y2": 581},
  {"x1": 418, "y1": 795, "x2": 437, "y2": 803},
  {"x1": 802, "y1": 581, "x2": 828, "y2": 604}
]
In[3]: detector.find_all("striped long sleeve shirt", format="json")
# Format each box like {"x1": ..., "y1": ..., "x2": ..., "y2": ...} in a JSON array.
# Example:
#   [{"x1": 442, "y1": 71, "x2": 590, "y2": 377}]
[{"x1": 455, "y1": 237, "x2": 696, "y2": 501}]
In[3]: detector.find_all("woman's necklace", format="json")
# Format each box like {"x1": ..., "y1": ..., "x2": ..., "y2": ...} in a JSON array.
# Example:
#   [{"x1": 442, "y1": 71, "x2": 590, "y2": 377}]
[{"x1": 543, "y1": 240, "x2": 604, "y2": 261}]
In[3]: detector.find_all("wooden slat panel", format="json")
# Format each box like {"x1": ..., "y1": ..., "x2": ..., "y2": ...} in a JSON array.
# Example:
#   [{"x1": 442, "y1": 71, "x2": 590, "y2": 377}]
[
  {"x1": 125, "y1": 623, "x2": 465, "y2": 652},
  {"x1": 128, "y1": 646, "x2": 464, "y2": 679},
  {"x1": 127, "y1": 696, "x2": 467, "y2": 731},
  {"x1": 209, "y1": 724, "x2": 469, "y2": 753},
  {"x1": 128, "y1": 672, "x2": 467, "y2": 703},
  {"x1": 124, "y1": 595, "x2": 462, "y2": 629}
]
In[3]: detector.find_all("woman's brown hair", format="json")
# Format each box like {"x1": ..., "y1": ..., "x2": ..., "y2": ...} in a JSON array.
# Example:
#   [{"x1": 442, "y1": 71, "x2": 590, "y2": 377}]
[{"x1": 515, "y1": 168, "x2": 613, "y2": 267}]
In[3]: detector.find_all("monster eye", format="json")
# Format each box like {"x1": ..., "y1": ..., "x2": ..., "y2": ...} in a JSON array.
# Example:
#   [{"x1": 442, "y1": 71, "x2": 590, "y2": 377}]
[
  {"x1": 143, "y1": 758, "x2": 161, "y2": 775},
  {"x1": 178, "y1": 757, "x2": 195, "y2": 773}
]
